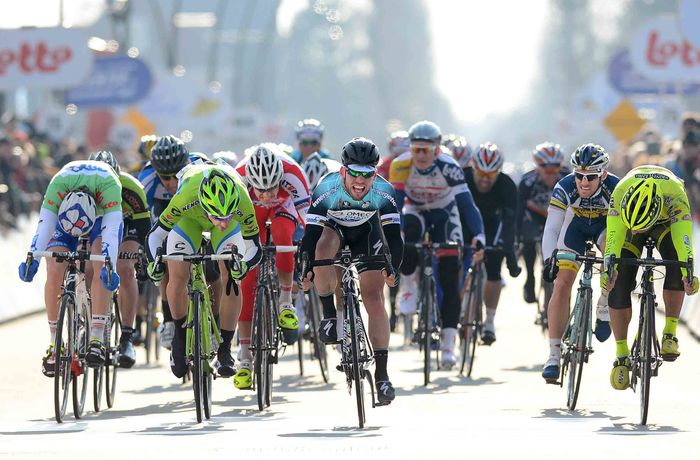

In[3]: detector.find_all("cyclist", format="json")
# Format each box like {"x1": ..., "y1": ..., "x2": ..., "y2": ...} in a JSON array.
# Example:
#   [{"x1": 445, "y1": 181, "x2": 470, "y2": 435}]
[
  {"x1": 89, "y1": 151, "x2": 151, "y2": 368},
  {"x1": 19, "y1": 160, "x2": 122, "y2": 375},
  {"x1": 603, "y1": 165, "x2": 698, "y2": 390},
  {"x1": 465, "y1": 142, "x2": 521, "y2": 346},
  {"x1": 390, "y1": 121, "x2": 485, "y2": 369},
  {"x1": 377, "y1": 130, "x2": 410, "y2": 180},
  {"x1": 232, "y1": 144, "x2": 311, "y2": 389},
  {"x1": 303, "y1": 152, "x2": 341, "y2": 191},
  {"x1": 444, "y1": 135, "x2": 473, "y2": 174},
  {"x1": 138, "y1": 136, "x2": 211, "y2": 351},
  {"x1": 290, "y1": 119, "x2": 331, "y2": 164},
  {"x1": 145, "y1": 163, "x2": 260, "y2": 379},
  {"x1": 539, "y1": 144, "x2": 618, "y2": 382},
  {"x1": 517, "y1": 142, "x2": 570, "y2": 303},
  {"x1": 299, "y1": 137, "x2": 403, "y2": 405}
]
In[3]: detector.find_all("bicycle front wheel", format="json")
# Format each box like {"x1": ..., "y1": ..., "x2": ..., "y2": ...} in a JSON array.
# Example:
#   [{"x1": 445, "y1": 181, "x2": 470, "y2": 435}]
[
  {"x1": 253, "y1": 286, "x2": 270, "y2": 411},
  {"x1": 640, "y1": 293, "x2": 654, "y2": 425},
  {"x1": 192, "y1": 293, "x2": 204, "y2": 423},
  {"x1": 421, "y1": 279, "x2": 432, "y2": 386},
  {"x1": 72, "y1": 296, "x2": 90, "y2": 419},
  {"x1": 567, "y1": 288, "x2": 590, "y2": 411},
  {"x1": 54, "y1": 294, "x2": 74, "y2": 423},
  {"x1": 348, "y1": 301, "x2": 366, "y2": 428},
  {"x1": 308, "y1": 288, "x2": 329, "y2": 383},
  {"x1": 105, "y1": 298, "x2": 121, "y2": 409}
]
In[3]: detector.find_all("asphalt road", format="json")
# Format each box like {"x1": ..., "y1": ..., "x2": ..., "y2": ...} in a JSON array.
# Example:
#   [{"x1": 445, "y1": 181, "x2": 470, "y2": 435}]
[{"x1": 1, "y1": 279, "x2": 699, "y2": 459}]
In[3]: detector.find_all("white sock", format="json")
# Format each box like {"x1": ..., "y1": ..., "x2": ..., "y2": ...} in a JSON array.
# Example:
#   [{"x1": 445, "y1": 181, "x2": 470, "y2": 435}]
[
  {"x1": 90, "y1": 314, "x2": 109, "y2": 342},
  {"x1": 548, "y1": 338, "x2": 562, "y2": 360},
  {"x1": 238, "y1": 338, "x2": 253, "y2": 362},
  {"x1": 48, "y1": 320, "x2": 57, "y2": 345},
  {"x1": 596, "y1": 292, "x2": 610, "y2": 321},
  {"x1": 279, "y1": 285, "x2": 292, "y2": 306},
  {"x1": 485, "y1": 308, "x2": 497, "y2": 326}
]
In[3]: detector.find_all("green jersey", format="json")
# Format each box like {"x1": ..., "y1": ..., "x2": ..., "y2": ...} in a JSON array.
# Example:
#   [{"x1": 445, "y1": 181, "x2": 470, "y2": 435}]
[
  {"x1": 42, "y1": 160, "x2": 122, "y2": 215},
  {"x1": 119, "y1": 172, "x2": 149, "y2": 221}
]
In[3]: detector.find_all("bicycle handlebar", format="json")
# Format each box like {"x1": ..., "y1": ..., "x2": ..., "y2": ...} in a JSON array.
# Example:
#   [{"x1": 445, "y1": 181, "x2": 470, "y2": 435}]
[
  {"x1": 161, "y1": 253, "x2": 242, "y2": 263},
  {"x1": 556, "y1": 251, "x2": 604, "y2": 265},
  {"x1": 30, "y1": 250, "x2": 108, "y2": 263}
]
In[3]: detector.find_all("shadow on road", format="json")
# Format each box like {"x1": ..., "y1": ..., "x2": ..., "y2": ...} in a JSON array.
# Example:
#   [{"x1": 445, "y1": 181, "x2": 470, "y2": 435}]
[
  {"x1": 398, "y1": 375, "x2": 504, "y2": 395},
  {"x1": 596, "y1": 423, "x2": 684, "y2": 435},
  {"x1": 502, "y1": 364, "x2": 543, "y2": 373},
  {"x1": 536, "y1": 408, "x2": 622, "y2": 420},
  {"x1": 278, "y1": 425, "x2": 383, "y2": 438}
]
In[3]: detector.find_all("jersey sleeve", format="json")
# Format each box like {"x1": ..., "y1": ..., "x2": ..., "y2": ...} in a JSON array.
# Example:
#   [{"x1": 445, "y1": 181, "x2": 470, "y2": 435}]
[
  {"x1": 233, "y1": 184, "x2": 260, "y2": 238},
  {"x1": 283, "y1": 164, "x2": 311, "y2": 220},
  {"x1": 667, "y1": 186, "x2": 694, "y2": 277},
  {"x1": 549, "y1": 182, "x2": 569, "y2": 211},
  {"x1": 604, "y1": 185, "x2": 627, "y2": 261}
]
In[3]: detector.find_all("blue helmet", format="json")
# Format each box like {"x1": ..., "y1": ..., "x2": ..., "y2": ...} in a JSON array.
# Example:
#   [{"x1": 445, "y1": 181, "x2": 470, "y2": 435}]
[{"x1": 571, "y1": 143, "x2": 609, "y2": 172}]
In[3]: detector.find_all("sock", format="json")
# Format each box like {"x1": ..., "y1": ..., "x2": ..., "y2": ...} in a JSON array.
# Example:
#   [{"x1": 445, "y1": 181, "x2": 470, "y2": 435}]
[
  {"x1": 374, "y1": 348, "x2": 389, "y2": 382},
  {"x1": 548, "y1": 338, "x2": 561, "y2": 360},
  {"x1": 90, "y1": 314, "x2": 110, "y2": 342},
  {"x1": 615, "y1": 339, "x2": 629, "y2": 358},
  {"x1": 280, "y1": 285, "x2": 292, "y2": 306},
  {"x1": 239, "y1": 338, "x2": 252, "y2": 362},
  {"x1": 48, "y1": 320, "x2": 57, "y2": 345},
  {"x1": 174, "y1": 317, "x2": 186, "y2": 339},
  {"x1": 596, "y1": 292, "x2": 610, "y2": 321},
  {"x1": 121, "y1": 326, "x2": 134, "y2": 343},
  {"x1": 485, "y1": 308, "x2": 497, "y2": 327},
  {"x1": 162, "y1": 300, "x2": 173, "y2": 323},
  {"x1": 320, "y1": 293, "x2": 337, "y2": 319},
  {"x1": 220, "y1": 329, "x2": 234, "y2": 348},
  {"x1": 663, "y1": 317, "x2": 679, "y2": 336}
]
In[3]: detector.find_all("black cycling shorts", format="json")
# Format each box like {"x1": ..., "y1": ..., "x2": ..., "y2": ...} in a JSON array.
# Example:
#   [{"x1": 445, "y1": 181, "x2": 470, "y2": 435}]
[{"x1": 324, "y1": 219, "x2": 386, "y2": 274}]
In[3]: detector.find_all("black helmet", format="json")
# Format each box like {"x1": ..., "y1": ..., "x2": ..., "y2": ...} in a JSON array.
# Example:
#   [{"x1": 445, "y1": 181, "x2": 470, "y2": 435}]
[
  {"x1": 88, "y1": 150, "x2": 120, "y2": 175},
  {"x1": 150, "y1": 135, "x2": 188, "y2": 174},
  {"x1": 408, "y1": 120, "x2": 441, "y2": 144},
  {"x1": 341, "y1": 137, "x2": 380, "y2": 167}
]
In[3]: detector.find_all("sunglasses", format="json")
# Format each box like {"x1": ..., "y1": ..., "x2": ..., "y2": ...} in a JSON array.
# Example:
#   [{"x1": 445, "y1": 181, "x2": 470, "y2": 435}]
[
  {"x1": 208, "y1": 213, "x2": 233, "y2": 222},
  {"x1": 346, "y1": 168, "x2": 376, "y2": 179},
  {"x1": 475, "y1": 169, "x2": 499, "y2": 178},
  {"x1": 410, "y1": 145, "x2": 435, "y2": 155},
  {"x1": 574, "y1": 172, "x2": 601, "y2": 182},
  {"x1": 300, "y1": 139, "x2": 320, "y2": 146},
  {"x1": 157, "y1": 172, "x2": 177, "y2": 181}
]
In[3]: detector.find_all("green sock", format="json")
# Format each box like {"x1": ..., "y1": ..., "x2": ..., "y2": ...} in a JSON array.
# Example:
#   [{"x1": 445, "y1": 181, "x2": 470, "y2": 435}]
[
  {"x1": 663, "y1": 317, "x2": 679, "y2": 336},
  {"x1": 615, "y1": 340, "x2": 629, "y2": 358}
]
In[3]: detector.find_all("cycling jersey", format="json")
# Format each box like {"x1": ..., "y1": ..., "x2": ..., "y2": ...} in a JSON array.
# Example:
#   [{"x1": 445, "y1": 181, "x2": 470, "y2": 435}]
[
  {"x1": 516, "y1": 167, "x2": 570, "y2": 241},
  {"x1": 389, "y1": 151, "x2": 484, "y2": 243},
  {"x1": 606, "y1": 165, "x2": 694, "y2": 277},
  {"x1": 145, "y1": 164, "x2": 260, "y2": 264},
  {"x1": 32, "y1": 160, "x2": 123, "y2": 262},
  {"x1": 138, "y1": 153, "x2": 209, "y2": 213},
  {"x1": 542, "y1": 172, "x2": 619, "y2": 260},
  {"x1": 119, "y1": 172, "x2": 150, "y2": 243},
  {"x1": 235, "y1": 154, "x2": 311, "y2": 224},
  {"x1": 300, "y1": 172, "x2": 403, "y2": 273},
  {"x1": 465, "y1": 169, "x2": 517, "y2": 250},
  {"x1": 289, "y1": 148, "x2": 331, "y2": 164}
]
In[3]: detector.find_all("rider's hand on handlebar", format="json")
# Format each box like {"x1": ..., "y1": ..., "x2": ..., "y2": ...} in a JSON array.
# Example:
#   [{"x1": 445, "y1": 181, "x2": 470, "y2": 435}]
[
  {"x1": 228, "y1": 259, "x2": 249, "y2": 281},
  {"x1": 542, "y1": 257, "x2": 558, "y2": 283},
  {"x1": 300, "y1": 270, "x2": 313, "y2": 292},
  {"x1": 100, "y1": 266, "x2": 120, "y2": 292},
  {"x1": 18, "y1": 259, "x2": 39, "y2": 282},
  {"x1": 147, "y1": 260, "x2": 165, "y2": 284},
  {"x1": 684, "y1": 276, "x2": 699, "y2": 295},
  {"x1": 471, "y1": 237, "x2": 485, "y2": 263}
]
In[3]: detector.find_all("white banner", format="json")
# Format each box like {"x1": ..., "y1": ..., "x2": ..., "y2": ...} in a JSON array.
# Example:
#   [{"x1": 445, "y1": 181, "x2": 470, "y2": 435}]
[
  {"x1": 679, "y1": 0, "x2": 700, "y2": 48},
  {"x1": 630, "y1": 15, "x2": 700, "y2": 83},
  {"x1": 0, "y1": 27, "x2": 92, "y2": 90}
]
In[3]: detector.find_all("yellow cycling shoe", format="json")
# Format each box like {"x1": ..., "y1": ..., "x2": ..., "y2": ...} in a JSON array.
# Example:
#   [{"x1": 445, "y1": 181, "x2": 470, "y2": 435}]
[
  {"x1": 661, "y1": 333, "x2": 680, "y2": 362},
  {"x1": 233, "y1": 363, "x2": 252, "y2": 390},
  {"x1": 610, "y1": 357, "x2": 631, "y2": 390},
  {"x1": 278, "y1": 305, "x2": 299, "y2": 330}
]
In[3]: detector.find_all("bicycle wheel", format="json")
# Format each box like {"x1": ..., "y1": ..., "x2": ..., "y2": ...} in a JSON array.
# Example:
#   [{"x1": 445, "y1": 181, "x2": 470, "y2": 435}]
[
  {"x1": 192, "y1": 293, "x2": 204, "y2": 423},
  {"x1": 72, "y1": 296, "x2": 90, "y2": 419},
  {"x1": 421, "y1": 278, "x2": 432, "y2": 386},
  {"x1": 348, "y1": 300, "x2": 366, "y2": 428},
  {"x1": 265, "y1": 303, "x2": 276, "y2": 408},
  {"x1": 308, "y1": 289, "x2": 329, "y2": 383},
  {"x1": 54, "y1": 294, "x2": 74, "y2": 423},
  {"x1": 105, "y1": 300, "x2": 121, "y2": 409},
  {"x1": 640, "y1": 293, "x2": 654, "y2": 425},
  {"x1": 464, "y1": 273, "x2": 483, "y2": 377},
  {"x1": 297, "y1": 309, "x2": 304, "y2": 377},
  {"x1": 202, "y1": 302, "x2": 214, "y2": 420},
  {"x1": 253, "y1": 286, "x2": 270, "y2": 411},
  {"x1": 567, "y1": 288, "x2": 590, "y2": 411},
  {"x1": 144, "y1": 281, "x2": 156, "y2": 364}
]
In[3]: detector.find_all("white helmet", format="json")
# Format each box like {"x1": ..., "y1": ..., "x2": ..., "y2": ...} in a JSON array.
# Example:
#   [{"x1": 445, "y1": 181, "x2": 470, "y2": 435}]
[
  {"x1": 212, "y1": 150, "x2": 239, "y2": 168},
  {"x1": 245, "y1": 144, "x2": 284, "y2": 190},
  {"x1": 473, "y1": 142, "x2": 504, "y2": 173},
  {"x1": 58, "y1": 191, "x2": 97, "y2": 237},
  {"x1": 303, "y1": 152, "x2": 329, "y2": 189}
]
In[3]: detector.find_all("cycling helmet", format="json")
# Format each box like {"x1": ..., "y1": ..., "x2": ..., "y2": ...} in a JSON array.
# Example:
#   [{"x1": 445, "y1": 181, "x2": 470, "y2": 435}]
[
  {"x1": 295, "y1": 118, "x2": 324, "y2": 140},
  {"x1": 245, "y1": 144, "x2": 284, "y2": 190},
  {"x1": 58, "y1": 191, "x2": 97, "y2": 237},
  {"x1": 199, "y1": 168, "x2": 240, "y2": 218},
  {"x1": 408, "y1": 120, "x2": 441, "y2": 145},
  {"x1": 533, "y1": 142, "x2": 564, "y2": 167},
  {"x1": 88, "y1": 150, "x2": 120, "y2": 175},
  {"x1": 450, "y1": 137, "x2": 473, "y2": 169},
  {"x1": 387, "y1": 130, "x2": 410, "y2": 156},
  {"x1": 138, "y1": 134, "x2": 159, "y2": 160},
  {"x1": 473, "y1": 142, "x2": 504, "y2": 173},
  {"x1": 212, "y1": 151, "x2": 239, "y2": 168},
  {"x1": 620, "y1": 179, "x2": 662, "y2": 232},
  {"x1": 571, "y1": 143, "x2": 609, "y2": 172},
  {"x1": 341, "y1": 137, "x2": 380, "y2": 167},
  {"x1": 303, "y1": 152, "x2": 329, "y2": 189},
  {"x1": 150, "y1": 135, "x2": 188, "y2": 174}
]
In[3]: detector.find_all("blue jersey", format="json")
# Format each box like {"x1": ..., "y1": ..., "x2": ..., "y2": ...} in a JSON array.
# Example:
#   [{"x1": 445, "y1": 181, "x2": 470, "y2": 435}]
[
  {"x1": 290, "y1": 149, "x2": 331, "y2": 165},
  {"x1": 550, "y1": 172, "x2": 620, "y2": 221},
  {"x1": 138, "y1": 153, "x2": 209, "y2": 211},
  {"x1": 306, "y1": 172, "x2": 401, "y2": 228}
]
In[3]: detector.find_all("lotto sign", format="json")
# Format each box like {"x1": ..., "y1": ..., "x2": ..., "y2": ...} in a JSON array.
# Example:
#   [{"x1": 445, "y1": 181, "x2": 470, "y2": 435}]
[{"x1": 0, "y1": 28, "x2": 92, "y2": 90}]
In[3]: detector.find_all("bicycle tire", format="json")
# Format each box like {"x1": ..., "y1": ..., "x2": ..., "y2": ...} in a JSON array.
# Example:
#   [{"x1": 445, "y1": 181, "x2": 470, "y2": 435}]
[
  {"x1": 72, "y1": 294, "x2": 90, "y2": 419},
  {"x1": 348, "y1": 298, "x2": 366, "y2": 428},
  {"x1": 93, "y1": 346, "x2": 104, "y2": 413},
  {"x1": 144, "y1": 281, "x2": 156, "y2": 364},
  {"x1": 567, "y1": 288, "x2": 590, "y2": 411},
  {"x1": 202, "y1": 298, "x2": 214, "y2": 420},
  {"x1": 309, "y1": 289, "x2": 329, "y2": 383},
  {"x1": 421, "y1": 277, "x2": 432, "y2": 386},
  {"x1": 105, "y1": 296, "x2": 120, "y2": 409},
  {"x1": 460, "y1": 268, "x2": 483, "y2": 377},
  {"x1": 54, "y1": 294, "x2": 73, "y2": 423},
  {"x1": 192, "y1": 293, "x2": 204, "y2": 423},
  {"x1": 640, "y1": 293, "x2": 654, "y2": 425},
  {"x1": 265, "y1": 303, "x2": 276, "y2": 408},
  {"x1": 297, "y1": 310, "x2": 304, "y2": 377},
  {"x1": 253, "y1": 286, "x2": 269, "y2": 411}
]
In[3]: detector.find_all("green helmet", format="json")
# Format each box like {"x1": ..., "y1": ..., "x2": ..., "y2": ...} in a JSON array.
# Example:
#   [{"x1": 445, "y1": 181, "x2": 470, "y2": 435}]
[
  {"x1": 620, "y1": 179, "x2": 662, "y2": 232},
  {"x1": 199, "y1": 168, "x2": 240, "y2": 218}
]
